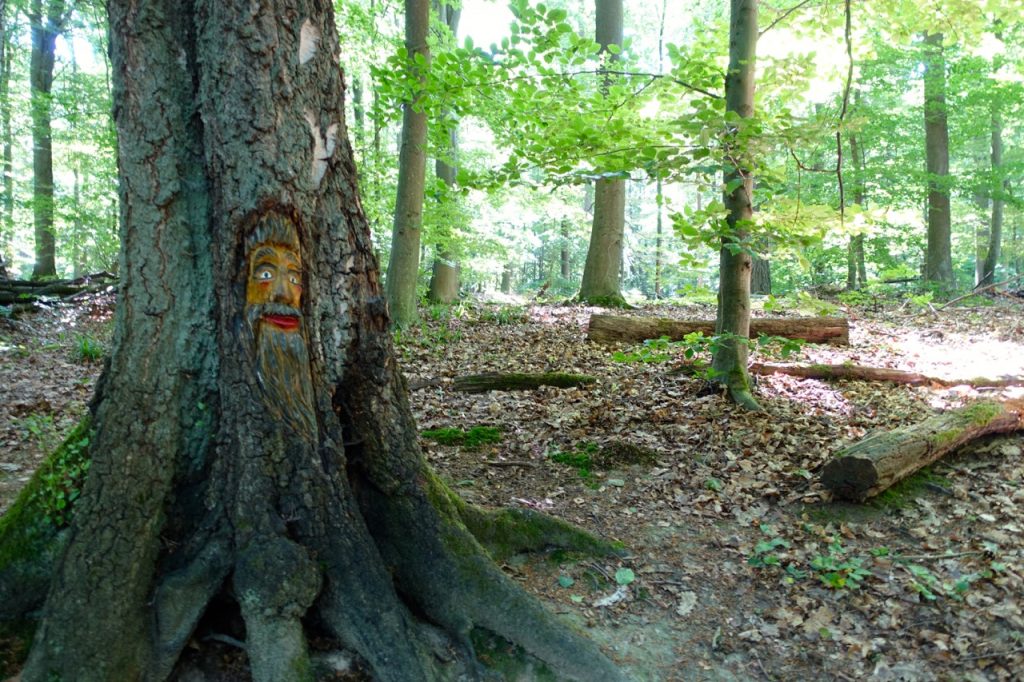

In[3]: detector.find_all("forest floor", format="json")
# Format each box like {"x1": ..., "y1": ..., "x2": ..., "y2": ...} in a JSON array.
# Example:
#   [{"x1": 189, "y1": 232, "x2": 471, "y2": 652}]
[{"x1": 2, "y1": 292, "x2": 1024, "y2": 681}]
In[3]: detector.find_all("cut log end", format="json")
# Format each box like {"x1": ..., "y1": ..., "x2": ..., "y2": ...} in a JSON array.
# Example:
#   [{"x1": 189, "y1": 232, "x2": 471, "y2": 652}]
[{"x1": 820, "y1": 456, "x2": 879, "y2": 501}]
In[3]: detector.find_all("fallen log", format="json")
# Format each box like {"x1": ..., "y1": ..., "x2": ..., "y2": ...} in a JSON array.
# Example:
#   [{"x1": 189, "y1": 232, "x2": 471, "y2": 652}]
[
  {"x1": 452, "y1": 372, "x2": 596, "y2": 393},
  {"x1": 821, "y1": 399, "x2": 1024, "y2": 501},
  {"x1": 587, "y1": 314, "x2": 849, "y2": 346},
  {"x1": 0, "y1": 271, "x2": 117, "y2": 305},
  {"x1": 748, "y1": 362, "x2": 1024, "y2": 389}
]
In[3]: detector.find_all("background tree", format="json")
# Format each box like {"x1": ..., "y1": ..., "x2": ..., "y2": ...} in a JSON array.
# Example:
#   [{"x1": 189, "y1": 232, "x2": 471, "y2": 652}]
[
  {"x1": 28, "y1": 0, "x2": 71, "y2": 279},
  {"x1": 426, "y1": 0, "x2": 462, "y2": 304},
  {"x1": 385, "y1": 0, "x2": 430, "y2": 327},
  {"x1": 710, "y1": 0, "x2": 760, "y2": 411},
  {"x1": 577, "y1": 0, "x2": 627, "y2": 306},
  {"x1": 922, "y1": 32, "x2": 953, "y2": 289},
  {"x1": 19, "y1": 1, "x2": 622, "y2": 679}
]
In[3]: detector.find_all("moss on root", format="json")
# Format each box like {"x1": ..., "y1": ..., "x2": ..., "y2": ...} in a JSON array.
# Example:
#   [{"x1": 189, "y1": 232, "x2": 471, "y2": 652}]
[
  {"x1": 0, "y1": 417, "x2": 92, "y2": 671},
  {"x1": 425, "y1": 470, "x2": 623, "y2": 564}
]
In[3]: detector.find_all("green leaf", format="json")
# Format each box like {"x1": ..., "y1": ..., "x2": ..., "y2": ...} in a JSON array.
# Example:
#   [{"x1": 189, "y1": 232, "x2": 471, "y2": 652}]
[
  {"x1": 558, "y1": 575, "x2": 575, "y2": 588},
  {"x1": 614, "y1": 568, "x2": 635, "y2": 586}
]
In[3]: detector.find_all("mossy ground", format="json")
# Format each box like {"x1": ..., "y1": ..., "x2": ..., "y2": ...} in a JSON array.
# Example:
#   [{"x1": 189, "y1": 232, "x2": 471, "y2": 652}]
[{"x1": 422, "y1": 425, "x2": 502, "y2": 449}]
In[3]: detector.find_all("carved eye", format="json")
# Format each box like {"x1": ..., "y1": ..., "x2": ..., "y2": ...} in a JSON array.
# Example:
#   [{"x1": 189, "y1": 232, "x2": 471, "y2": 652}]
[
  {"x1": 288, "y1": 272, "x2": 301, "y2": 286},
  {"x1": 255, "y1": 267, "x2": 274, "y2": 281}
]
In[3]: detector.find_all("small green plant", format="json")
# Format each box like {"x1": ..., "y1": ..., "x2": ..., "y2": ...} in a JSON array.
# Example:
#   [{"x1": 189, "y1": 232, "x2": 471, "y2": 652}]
[
  {"x1": 809, "y1": 539, "x2": 871, "y2": 590},
  {"x1": 20, "y1": 413, "x2": 58, "y2": 453},
  {"x1": 795, "y1": 291, "x2": 839, "y2": 316},
  {"x1": 478, "y1": 305, "x2": 527, "y2": 325},
  {"x1": 421, "y1": 425, "x2": 502, "y2": 448},
  {"x1": 747, "y1": 535, "x2": 790, "y2": 568},
  {"x1": 72, "y1": 334, "x2": 105, "y2": 363},
  {"x1": 908, "y1": 291, "x2": 934, "y2": 311},
  {"x1": 33, "y1": 429, "x2": 92, "y2": 527}
]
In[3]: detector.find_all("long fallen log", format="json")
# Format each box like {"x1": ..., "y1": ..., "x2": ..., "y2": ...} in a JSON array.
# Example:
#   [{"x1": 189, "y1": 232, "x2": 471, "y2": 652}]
[
  {"x1": 452, "y1": 372, "x2": 596, "y2": 393},
  {"x1": 821, "y1": 400, "x2": 1024, "y2": 501},
  {"x1": 749, "y1": 362, "x2": 1024, "y2": 389},
  {"x1": 587, "y1": 314, "x2": 849, "y2": 346},
  {"x1": 0, "y1": 271, "x2": 117, "y2": 305}
]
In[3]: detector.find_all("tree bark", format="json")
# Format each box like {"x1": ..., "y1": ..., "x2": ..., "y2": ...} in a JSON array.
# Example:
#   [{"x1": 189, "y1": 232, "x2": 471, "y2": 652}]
[
  {"x1": 588, "y1": 313, "x2": 849, "y2": 345},
  {"x1": 578, "y1": 0, "x2": 627, "y2": 307},
  {"x1": 385, "y1": 0, "x2": 430, "y2": 327},
  {"x1": 923, "y1": 32, "x2": 953, "y2": 289},
  {"x1": 751, "y1": 255, "x2": 771, "y2": 295},
  {"x1": 712, "y1": 0, "x2": 760, "y2": 410},
  {"x1": 980, "y1": 106, "x2": 1005, "y2": 287},
  {"x1": 17, "y1": 3, "x2": 623, "y2": 681},
  {"x1": 28, "y1": 0, "x2": 68, "y2": 280},
  {"x1": 822, "y1": 400, "x2": 1024, "y2": 501}
]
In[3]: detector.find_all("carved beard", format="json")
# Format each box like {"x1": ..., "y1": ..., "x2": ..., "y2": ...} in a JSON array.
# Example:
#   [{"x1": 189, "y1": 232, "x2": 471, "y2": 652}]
[{"x1": 246, "y1": 302, "x2": 318, "y2": 440}]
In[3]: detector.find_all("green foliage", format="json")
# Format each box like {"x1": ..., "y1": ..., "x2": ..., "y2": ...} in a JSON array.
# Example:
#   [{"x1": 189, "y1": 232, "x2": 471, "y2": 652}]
[
  {"x1": 476, "y1": 305, "x2": 528, "y2": 325},
  {"x1": 71, "y1": 334, "x2": 104, "y2": 363},
  {"x1": 809, "y1": 540, "x2": 872, "y2": 590},
  {"x1": 32, "y1": 428, "x2": 92, "y2": 528},
  {"x1": 421, "y1": 425, "x2": 503, "y2": 449}
]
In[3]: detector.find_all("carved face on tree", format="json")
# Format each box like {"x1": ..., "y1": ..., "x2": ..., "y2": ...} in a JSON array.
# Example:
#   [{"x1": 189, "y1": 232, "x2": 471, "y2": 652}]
[{"x1": 244, "y1": 211, "x2": 317, "y2": 438}]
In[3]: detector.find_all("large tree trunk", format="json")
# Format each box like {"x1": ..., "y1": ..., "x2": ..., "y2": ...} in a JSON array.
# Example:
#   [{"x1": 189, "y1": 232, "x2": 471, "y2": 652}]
[
  {"x1": 577, "y1": 0, "x2": 627, "y2": 307},
  {"x1": 587, "y1": 313, "x2": 849, "y2": 345},
  {"x1": 712, "y1": 0, "x2": 760, "y2": 410},
  {"x1": 385, "y1": 0, "x2": 430, "y2": 327},
  {"x1": 980, "y1": 107, "x2": 1005, "y2": 287},
  {"x1": 18, "y1": 3, "x2": 622, "y2": 681},
  {"x1": 923, "y1": 32, "x2": 954, "y2": 289},
  {"x1": 28, "y1": 0, "x2": 67, "y2": 280},
  {"x1": 822, "y1": 400, "x2": 1024, "y2": 501}
]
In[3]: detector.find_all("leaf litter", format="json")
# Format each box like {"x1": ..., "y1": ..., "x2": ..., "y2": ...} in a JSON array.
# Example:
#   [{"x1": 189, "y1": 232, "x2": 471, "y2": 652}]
[{"x1": 1, "y1": 295, "x2": 1023, "y2": 679}]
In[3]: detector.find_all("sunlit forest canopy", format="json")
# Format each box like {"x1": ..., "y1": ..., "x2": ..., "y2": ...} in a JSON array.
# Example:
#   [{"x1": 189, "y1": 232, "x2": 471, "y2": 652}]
[{"x1": 0, "y1": 0, "x2": 1021, "y2": 296}]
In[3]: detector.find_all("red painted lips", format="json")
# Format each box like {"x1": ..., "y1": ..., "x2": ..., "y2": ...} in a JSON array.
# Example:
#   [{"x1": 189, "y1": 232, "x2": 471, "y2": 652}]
[{"x1": 262, "y1": 314, "x2": 300, "y2": 331}]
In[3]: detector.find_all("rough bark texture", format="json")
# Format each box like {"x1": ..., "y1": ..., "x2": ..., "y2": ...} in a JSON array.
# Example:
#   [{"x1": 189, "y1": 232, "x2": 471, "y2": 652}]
[
  {"x1": 588, "y1": 314, "x2": 849, "y2": 346},
  {"x1": 980, "y1": 108, "x2": 1004, "y2": 287},
  {"x1": 385, "y1": 0, "x2": 430, "y2": 327},
  {"x1": 28, "y1": 0, "x2": 66, "y2": 280},
  {"x1": 578, "y1": 0, "x2": 627, "y2": 307},
  {"x1": 751, "y1": 256, "x2": 771, "y2": 295},
  {"x1": 453, "y1": 372, "x2": 597, "y2": 393},
  {"x1": 747, "y1": 362, "x2": 1024, "y2": 388},
  {"x1": 18, "y1": 2, "x2": 623, "y2": 681},
  {"x1": 712, "y1": 0, "x2": 760, "y2": 410},
  {"x1": 923, "y1": 32, "x2": 953, "y2": 289},
  {"x1": 822, "y1": 400, "x2": 1024, "y2": 501}
]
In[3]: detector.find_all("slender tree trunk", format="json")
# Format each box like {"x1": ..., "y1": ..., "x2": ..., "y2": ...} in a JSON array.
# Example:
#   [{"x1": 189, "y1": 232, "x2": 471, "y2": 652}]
[
  {"x1": 578, "y1": 0, "x2": 627, "y2": 307},
  {"x1": 923, "y1": 32, "x2": 953, "y2": 289},
  {"x1": 20, "y1": 2, "x2": 622, "y2": 680},
  {"x1": 385, "y1": 0, "x2": 430, "y2": 326},
  {"x1": 501, "y1": 261, "x2": 513, "y2": 293},
  {"x1": 847, "y1": 131, "x2": 867, "y2": 289},
  {"x1": 0, "y1": 1, "x2": 12, "y2": 279},
  {"x1": 559, "y1": 217, "x2": 571, "y2": 279},
  {"x1": 29, "y1": 0, "x2": 67, "y2": 279},
  {"x1": 711, "y1": 0, "x2": 760, "y2": 411},
  {"x1": 426, "y1": 0, "x2": 461, "y2": 305},
  {"x1": 980, "y1": 107, "x2": 1004, "y2": 287}
]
